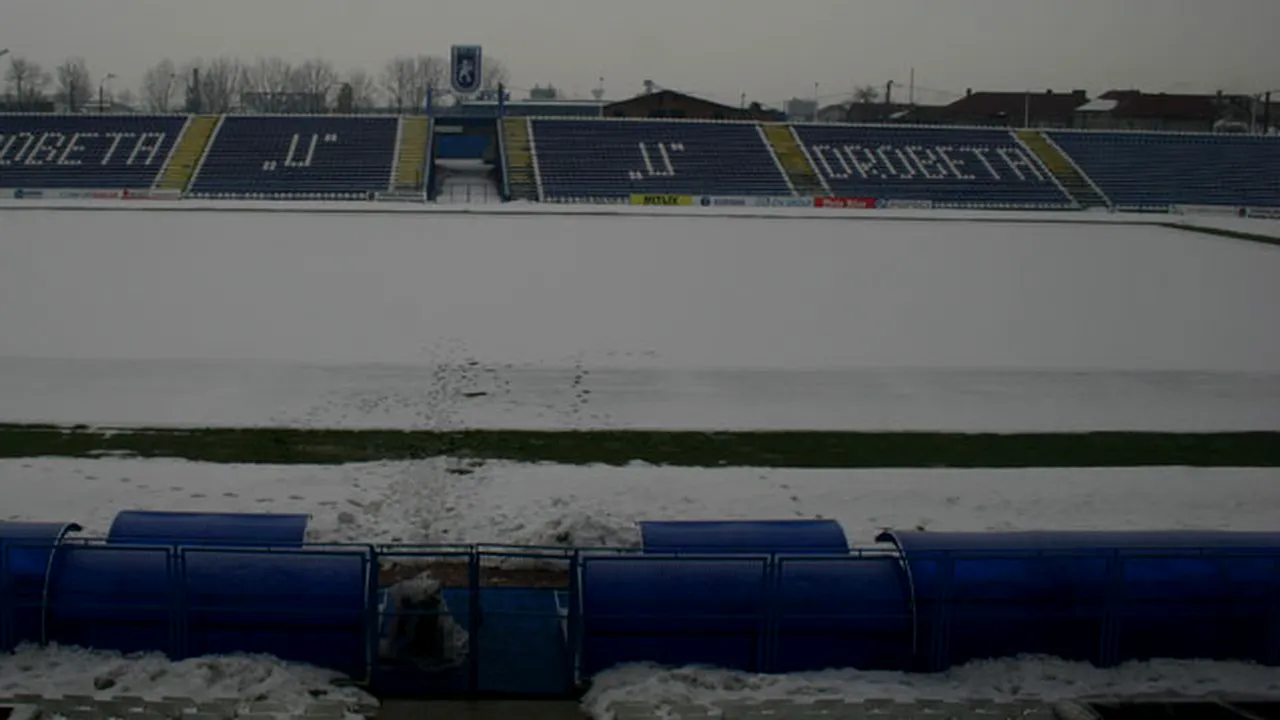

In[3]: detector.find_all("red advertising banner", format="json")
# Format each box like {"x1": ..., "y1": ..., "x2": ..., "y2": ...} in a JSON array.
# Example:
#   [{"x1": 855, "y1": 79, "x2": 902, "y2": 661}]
[{"x1": 814, "y1": 197, "x2": 877, "y2": 209}]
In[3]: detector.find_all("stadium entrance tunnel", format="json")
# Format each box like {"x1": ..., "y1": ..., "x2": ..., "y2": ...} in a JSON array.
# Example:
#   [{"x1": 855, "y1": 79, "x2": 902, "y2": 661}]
[{"x1": 5, "y1": 515, "x2": 1280, "y2": 698}]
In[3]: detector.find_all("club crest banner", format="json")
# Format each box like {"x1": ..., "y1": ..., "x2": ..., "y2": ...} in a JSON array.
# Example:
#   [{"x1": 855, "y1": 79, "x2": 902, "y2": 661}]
[{"x1": 451, "y1": 45, "x2": 483, "y2": 94}]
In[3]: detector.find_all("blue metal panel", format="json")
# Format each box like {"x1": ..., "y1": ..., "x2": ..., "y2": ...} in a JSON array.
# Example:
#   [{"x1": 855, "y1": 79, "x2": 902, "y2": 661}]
[
  {"x1": 579, "y1": 555, "x2": 770, "y2": 675},
  {"x1": 639, "y1": 520, "x2": 848, "y2": 555},
  {"x1": 0, "y1": 521, "x2": 81, "y2": 650},
  {"x1": 877, "y1": 530, "x2": 1280, "y2": 671},
  {"x1": 182, "y1": 546, "x2": 372, "y2": 675},
  {"x1": 106, "y1": 511, "x2": 308, "y2": 547},
  {"x1": 773, "y1": 555, "x2": 912, "y2": 672},
  {"x1": 435, "y1": 135, "x2": 491, "y2": 159},
  {"x1": 44, "y1": 543, "x2": 374, "y2": 676}
]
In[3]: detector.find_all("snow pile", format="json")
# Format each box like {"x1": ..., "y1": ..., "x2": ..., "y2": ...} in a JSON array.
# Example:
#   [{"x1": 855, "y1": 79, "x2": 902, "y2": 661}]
[
  {"x1": 0, "y1": 644, "x2": 374, "y2": 710},
  {"x1": 5, "y1": 458, "x2": 1280, "y2": 548},
  {"x1": 583, "y1": 656, "x2": 1280, "y2": 716}
]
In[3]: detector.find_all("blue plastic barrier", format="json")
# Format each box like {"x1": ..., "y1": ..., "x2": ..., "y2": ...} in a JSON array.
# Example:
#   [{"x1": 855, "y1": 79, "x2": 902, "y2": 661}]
[
  {"x1": 876, "y1": 530, "x2": 1280, "y2": 671},
  {"x1": 773, "y1": 555, "x2": 912, "y2": 672},
  {"x1": 579, "y1": 550, "x2": 912, "y2": 675},
  {"x1": 7, "y1": 518, "x2": 1280, "y2": 695},
  {"x1": 46, "y1": 543, "x2": 375, "y2": 676},
  {"x1": 580, "y1": 555, "x2": 769, "y2": 674},
  {"x1": 639, "y1": 520, "x2": 849, "y2": 555},
  {"x1": 107, "y1": 510, "x2": 308, "y2": 547},
  {"x1": 0, "y1": 521, "x2": 81, "y2": 650}
]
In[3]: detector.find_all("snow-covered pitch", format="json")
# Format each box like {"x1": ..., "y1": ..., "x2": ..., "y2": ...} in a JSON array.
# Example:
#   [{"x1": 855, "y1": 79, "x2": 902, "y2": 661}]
[
  {"x1": 1, "y1": 206, "x2": 1279, "y2": 431},
  {"x1": 2, "y1": 204, "x2": 1280, "y2": 709}
]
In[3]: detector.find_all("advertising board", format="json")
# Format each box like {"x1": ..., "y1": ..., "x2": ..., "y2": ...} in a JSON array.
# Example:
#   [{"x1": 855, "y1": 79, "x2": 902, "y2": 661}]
[
  {"x1": 631, "y1": 194, "x2": 694, "y2": 206},
  {"x1": 1169, "y1": 204, "x2": 1243, "y2": 217},
  {"x1": 1244, "y1": 207, "x2": 1280, "y2": 220},
  {"x1": 815, "y1": 197, "x2": 877, "y2": 209},
  {"x1": 879, "y1": 199, "x2": 934, "y2": 210},
  {"x1": 697, "y1": 196, "x2": 749, "y2": 207}
]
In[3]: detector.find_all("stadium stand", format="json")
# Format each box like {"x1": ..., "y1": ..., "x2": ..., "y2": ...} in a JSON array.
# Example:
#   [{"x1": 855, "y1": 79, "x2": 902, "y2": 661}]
[
  {"x1": 1048, "y1": 131, "x2": 1280, "y2": 209},
  {"x1": 530, "y1": 118, "x2": 793, "y2": 201},
  {"x1": 792, "y1": 124, "x2": 1074, "y2": 208},
  {"x1": 187, "y1": 115, "x2": 399, "y2": 199},
  {"x1": 0, "y1": 114, "x2": 187, "y2": 189}
]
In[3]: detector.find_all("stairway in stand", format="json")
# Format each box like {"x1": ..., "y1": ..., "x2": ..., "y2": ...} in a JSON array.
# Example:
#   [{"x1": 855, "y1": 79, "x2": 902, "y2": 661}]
[
  {"x1": 762, "y1": 124, "x2": 825, "y2": 196},
  {"x1": 393, "y1": 117, "x2": 432, "y2": 192},
  {"x1": 1016, "y1": 129, "x2": 1109, "y2": 209},
  {"x1": 154, "y1": 115, "x2": 220, "y2": 192},
  {"x1": 501, "y1": 118, "x2": 538, "y2": 201}
]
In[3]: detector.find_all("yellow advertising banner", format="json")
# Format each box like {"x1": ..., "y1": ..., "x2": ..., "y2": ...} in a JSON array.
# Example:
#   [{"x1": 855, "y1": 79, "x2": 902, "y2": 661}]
[{"x1": 630, "y1": 194, "x2": 694, "y2": 206}]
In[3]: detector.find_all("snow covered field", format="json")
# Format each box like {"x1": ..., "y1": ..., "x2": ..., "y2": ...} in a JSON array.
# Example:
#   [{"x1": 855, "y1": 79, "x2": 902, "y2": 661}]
[
  {"x1": 2, "y1": 208, "x2": 1279, "y2": 430},
  {"x1": 3, "y1": 358, "x2": 1280, "y2": 431},
  {"x1": 4, "y1": 457, "x2": 1278, "y2": 547},
  {"x1": 3, "y1": 205, "x2": 1280, "y2": 705}
]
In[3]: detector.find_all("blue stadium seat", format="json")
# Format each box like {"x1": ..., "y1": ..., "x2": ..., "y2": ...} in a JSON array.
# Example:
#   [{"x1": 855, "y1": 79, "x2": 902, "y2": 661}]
[
  {"x1": 792, "y1": 124, "x2": 1073, "y2": 208},
  {"x1": 1048, "y1": 131, "x2": 1280, "y2": 209},
  {"x1": 188, "y1": 116, "x2": 398, "y2": 199},
  {"x1": 531, "y1": 119, "x2": 793, "y2": 201},
  {"x1": 0, "y1": 114, "x2": 187, "y2": 189}
]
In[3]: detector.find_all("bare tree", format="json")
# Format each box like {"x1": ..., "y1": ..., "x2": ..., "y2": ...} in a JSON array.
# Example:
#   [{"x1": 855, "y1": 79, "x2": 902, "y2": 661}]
[
  {"x1": 853, "y1": 85, "x2": 881, "y2": 104},
  {"x1": 196, "y1": 56, "x2": 243, "y2": 113},
  {"x1": 55, "y1": 57, "x2": 93, "y2": 112},
  {"x1": 415, "y1": 55, "x2": 448, "y2": 109},
  {"x1": 115, "y1": 87, "x2": 137, "y2": 110},
  {"x1": 4, "y1": 56, "x2": 53, "y2": 110},
  {"x1": 242, "y1": 57, "x2": 293, "y2": 96},
  {"x1": 380, "y1": 55, "x2": 450, "y2": 113},
  {"x1": 345, "y1": 69, "x2": 379, "y2": 112},
  {"x1": 380, "y1": 56, "x2": 415, "y2": 113},
  {"x1": 141, "y1": 58, "x2": 179, "y2": 112},
  {"x1": 482, "y1": 57, "x2": 511, "y2": 92},
  {"x1": 292, "y1": 59, "x2": 339, "y2": 112},
  {"x1": 239, "y1": 56, "x2": 296, "y2": 112}
]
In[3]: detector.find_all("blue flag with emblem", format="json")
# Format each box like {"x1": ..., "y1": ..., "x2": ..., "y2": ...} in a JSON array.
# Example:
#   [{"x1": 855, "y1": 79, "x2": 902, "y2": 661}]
[{"x1": 450, "y1": 45, "x2": 483, "y2": 94}]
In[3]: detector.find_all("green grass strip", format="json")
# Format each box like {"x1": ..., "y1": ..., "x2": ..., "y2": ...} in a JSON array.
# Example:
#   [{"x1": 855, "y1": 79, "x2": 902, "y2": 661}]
[{"x1": 1, "y1": 424, "x2": 1278, "y2": 468}]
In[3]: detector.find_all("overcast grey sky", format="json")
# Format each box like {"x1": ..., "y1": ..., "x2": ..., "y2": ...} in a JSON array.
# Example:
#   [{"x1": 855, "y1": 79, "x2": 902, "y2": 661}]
[{"x1": 3, "y1": 0, "x2": 1277, "y2": 106}]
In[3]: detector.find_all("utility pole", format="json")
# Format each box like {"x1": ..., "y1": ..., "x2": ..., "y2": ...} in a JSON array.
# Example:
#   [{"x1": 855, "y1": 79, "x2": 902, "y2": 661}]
[
  {"x1": 98, "y1": 73, "x2": 115, "y2": 114},
  {"x1": 909, "y1": 67, "x2": 915, "y2": 106},
  {"x1": 885, "y1": 80, "x2": 894, "y2": 106}
]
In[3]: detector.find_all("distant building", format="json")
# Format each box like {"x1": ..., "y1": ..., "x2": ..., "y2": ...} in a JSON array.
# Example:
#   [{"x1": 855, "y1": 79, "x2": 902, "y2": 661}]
[
  {"x1": 443, "y1": 99, "x2": 605, "y2": 118},
  {"x1": 0, "y1": 98, "x2": 56, "y2": 112},
  {"x1": 785, "y1": 98, "x2": 817, "y2": 121},
  {"x1": 605, "y1": 89, "x2": 783, "y2": 121},
  {"x1": 815, "y1": 103, "x2": 850, "y2": 123},
  {"x1": 241, "y1": 92, "x2": 328, "y2": 114},
  {"x1": 1074, "y1": 90, "x2": 1252, "y2": 132},
  {"x1": 940, "y1": 89, "x2": 1090, "y2": 128},
  {"x1": 528, "y1": 85, "x2": 558, "y2": 101}
]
